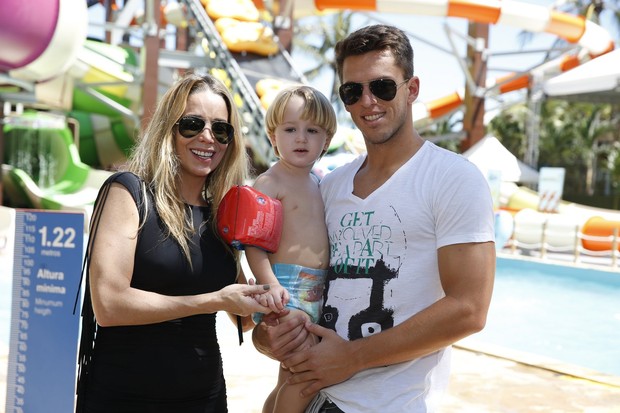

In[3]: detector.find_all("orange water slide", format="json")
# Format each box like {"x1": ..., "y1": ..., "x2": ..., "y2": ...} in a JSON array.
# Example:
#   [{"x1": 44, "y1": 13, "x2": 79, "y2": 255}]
[
  {"x1": 309, "y1": 0, "x2": 614, "y2": 54},
  {"x1": 293, "y1": 0, "x2": 615, "y2": 123}
]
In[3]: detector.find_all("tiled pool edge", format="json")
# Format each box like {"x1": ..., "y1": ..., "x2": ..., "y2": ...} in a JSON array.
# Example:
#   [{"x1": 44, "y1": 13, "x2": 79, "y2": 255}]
[
  {"x1": 456, "y1": 338, "x2": 620, "y2": 388},
  {"x1": 497, "y1": 250, "x2": 620, "y2": 275}
]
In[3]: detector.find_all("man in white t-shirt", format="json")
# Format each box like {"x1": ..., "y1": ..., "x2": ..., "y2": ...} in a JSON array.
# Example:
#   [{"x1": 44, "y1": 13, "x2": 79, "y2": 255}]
[{"x1": 253, "y1": 24, "x2": 496, "y2": 413}]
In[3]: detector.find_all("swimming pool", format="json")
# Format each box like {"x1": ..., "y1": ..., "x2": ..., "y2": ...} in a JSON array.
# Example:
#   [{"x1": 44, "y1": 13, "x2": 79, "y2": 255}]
[
  {"x1": 0, "y1": 254, "x2": 619, "y2": 378},
  {"x1": 464, "y1": 255, "x2": 620, "y2": 377}
]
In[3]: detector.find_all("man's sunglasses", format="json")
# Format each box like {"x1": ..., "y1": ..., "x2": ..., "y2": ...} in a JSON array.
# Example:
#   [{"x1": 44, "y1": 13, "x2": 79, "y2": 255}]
[
  {"x1": 175, "y1": 116, "x2": 234, "y2": 144},
  {"x1": 339, "y1": 78, "x2": 410, "y2": 106}
]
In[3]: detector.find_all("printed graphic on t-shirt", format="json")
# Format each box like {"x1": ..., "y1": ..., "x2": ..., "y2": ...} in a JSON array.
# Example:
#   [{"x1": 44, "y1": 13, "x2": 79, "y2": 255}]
[{"x1": 321, "y1": 207, "x2": 405, "y2": 340}]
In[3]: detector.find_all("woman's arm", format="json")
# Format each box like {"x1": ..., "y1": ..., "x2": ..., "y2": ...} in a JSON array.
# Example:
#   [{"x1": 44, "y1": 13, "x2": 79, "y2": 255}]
[{"x1": 89, "y1": 183, "x2": 271, "y2": 327}]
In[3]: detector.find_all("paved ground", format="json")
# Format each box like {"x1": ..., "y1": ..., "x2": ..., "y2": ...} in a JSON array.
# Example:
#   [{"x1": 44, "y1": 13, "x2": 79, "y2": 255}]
[
  {"x1": 0, "y1": 313, "x2": 618, "y2": 412},
  {"x1": 218, "y1": 313, "x2": 620, "y2": 413},
  {"x1": 438, "y1": 347, "x2": 620, "y2": 413}
]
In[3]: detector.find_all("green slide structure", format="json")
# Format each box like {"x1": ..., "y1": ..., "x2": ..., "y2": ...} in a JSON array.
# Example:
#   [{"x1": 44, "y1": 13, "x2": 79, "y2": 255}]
[
  {"x1": 2, "y1": 111, "x2": 112, "y2": 217},
  {"x1": 69, "y1": 39, "x2": 139, "y2": 169},
  {"x1": 68, "y1": 110, "x2": 135, "y2": 169}
]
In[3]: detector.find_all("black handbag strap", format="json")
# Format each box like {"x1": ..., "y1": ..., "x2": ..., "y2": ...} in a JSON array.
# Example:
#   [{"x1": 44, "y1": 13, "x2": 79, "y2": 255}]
[{"x1": 73, "y1": 178, "x2": 112, "y2": 410}]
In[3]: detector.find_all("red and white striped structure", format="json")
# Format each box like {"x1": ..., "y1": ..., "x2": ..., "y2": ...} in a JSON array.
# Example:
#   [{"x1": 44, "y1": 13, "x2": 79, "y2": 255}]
[{"x1": 294, "y1": 0, "x2": 616, "y2": 124}]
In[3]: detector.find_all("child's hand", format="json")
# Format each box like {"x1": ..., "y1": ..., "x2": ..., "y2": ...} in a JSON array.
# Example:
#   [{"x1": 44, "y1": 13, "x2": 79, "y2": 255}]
[{"x1": 256, "y1": 283, "x2": 289, "y2": 314}]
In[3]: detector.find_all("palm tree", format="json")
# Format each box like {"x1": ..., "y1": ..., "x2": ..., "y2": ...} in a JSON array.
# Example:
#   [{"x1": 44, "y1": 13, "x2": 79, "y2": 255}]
[
  {"x1": 488, "y1": 103, "x2": 529, "y2": 159},
  {"x1": 489, "y1": 100, "x2": 620, "y2": 197},
  {"x1": 538, "y1": 101, "x2": 620, "y2": 196}
]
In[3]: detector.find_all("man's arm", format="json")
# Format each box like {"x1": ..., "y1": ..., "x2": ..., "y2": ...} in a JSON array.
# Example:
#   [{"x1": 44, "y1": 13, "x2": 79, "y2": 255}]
[{"x1": 284, "y1": 241, "x2": 496, "y2": 396}]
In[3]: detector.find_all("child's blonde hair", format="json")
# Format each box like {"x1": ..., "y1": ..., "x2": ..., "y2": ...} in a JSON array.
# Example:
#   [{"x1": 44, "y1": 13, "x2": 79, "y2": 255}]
[{"x1": 265, "y1": 85, "x2": 337, "y2": 158}]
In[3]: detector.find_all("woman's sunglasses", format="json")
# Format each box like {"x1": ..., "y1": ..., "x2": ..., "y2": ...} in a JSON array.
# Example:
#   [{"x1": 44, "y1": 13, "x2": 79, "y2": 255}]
[
  {"x1": 175, "y1": 116, "x2": 234, "y2": 144},
  {"x1": 339, "y1": 78, "x2": 410, "y2": 106}
]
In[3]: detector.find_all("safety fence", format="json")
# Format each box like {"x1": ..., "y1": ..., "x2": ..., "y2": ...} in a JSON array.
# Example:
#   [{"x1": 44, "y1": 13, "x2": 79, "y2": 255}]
[{"x1": 503, "y1": 220, "x2": 620, "y2": 269}]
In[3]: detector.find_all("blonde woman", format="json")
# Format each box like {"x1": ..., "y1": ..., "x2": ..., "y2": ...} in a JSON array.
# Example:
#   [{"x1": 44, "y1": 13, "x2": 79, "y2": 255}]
[{"x1": 76, "y1": 73, "x2": 271, "y2": 412}]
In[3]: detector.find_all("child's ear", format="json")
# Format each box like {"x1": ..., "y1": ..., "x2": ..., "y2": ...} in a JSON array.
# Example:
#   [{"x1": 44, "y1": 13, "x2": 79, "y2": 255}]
[
  {"x1": 323, "y1": 138, "x2": 332, "y2": 152},
  {"x1": 268, "y1": 133, "x2": 280, "y2": 157},
  {"x1": 268, "y1": 133, "x2": 277, "y2": 147}
]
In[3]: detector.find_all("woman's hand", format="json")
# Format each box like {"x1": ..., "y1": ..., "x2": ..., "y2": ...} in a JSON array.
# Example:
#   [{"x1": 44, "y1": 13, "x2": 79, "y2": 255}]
[
  {"x1": 255, "y1": 283, "x2": 289, "y2": 314},
  {"x1": 216, "y1": 283, "x2": 272, "y2": 316}
]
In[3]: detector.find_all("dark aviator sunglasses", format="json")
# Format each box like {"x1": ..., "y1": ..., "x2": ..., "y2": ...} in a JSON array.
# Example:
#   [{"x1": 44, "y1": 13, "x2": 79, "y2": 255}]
[
  {"x1": 339, "y1": 78, "x2": 410, "y2": 106},
  {"x1": 175, "y1": 116, "x2": 234, "y2": 144}
]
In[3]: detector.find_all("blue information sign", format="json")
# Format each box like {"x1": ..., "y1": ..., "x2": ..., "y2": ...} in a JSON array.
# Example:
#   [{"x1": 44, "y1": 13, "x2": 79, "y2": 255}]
[{"x1": 6, "y1": 210, "x2": 84, "y2": 413}]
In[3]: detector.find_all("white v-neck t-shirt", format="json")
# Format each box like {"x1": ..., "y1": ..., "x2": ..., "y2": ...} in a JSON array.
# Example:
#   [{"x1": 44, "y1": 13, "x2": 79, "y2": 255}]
[{"x1": 317, "y1": 141, "x2": 495, "y2": 412}]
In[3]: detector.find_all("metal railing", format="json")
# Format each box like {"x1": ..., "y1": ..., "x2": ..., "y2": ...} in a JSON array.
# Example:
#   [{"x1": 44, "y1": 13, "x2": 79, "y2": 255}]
[
  {"x1": 183, "y1": 0, "x2": 276, "y2": 168},
  {"x1": 505, "y1": 221, "x2": 620, "y2": 269}
]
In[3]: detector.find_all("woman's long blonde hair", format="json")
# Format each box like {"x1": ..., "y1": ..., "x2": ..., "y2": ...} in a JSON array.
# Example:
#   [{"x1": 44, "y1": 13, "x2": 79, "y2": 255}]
[{"x1": 126, "y1": 73, "x2": 248, "y2": 264}]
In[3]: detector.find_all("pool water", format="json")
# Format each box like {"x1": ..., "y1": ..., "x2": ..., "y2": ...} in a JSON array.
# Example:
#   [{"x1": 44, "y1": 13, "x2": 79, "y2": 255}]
[{"x1": 467, "y1": 256, "x2": 620, "y2": 376}]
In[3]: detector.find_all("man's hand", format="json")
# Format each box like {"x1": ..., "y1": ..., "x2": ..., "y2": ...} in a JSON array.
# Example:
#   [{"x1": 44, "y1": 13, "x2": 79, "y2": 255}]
[
  {"x1": 252, "y1": 310, "x2": 309, "y2": 361},
  {"x1": 283, "y1": 322, "x2": 360, "y2": 397}
]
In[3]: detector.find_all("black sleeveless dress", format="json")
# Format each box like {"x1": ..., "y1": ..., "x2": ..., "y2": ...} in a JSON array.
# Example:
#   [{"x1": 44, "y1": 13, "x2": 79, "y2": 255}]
[{"x1": 76, "y1": 172, "x2": 237, "y2": 413}]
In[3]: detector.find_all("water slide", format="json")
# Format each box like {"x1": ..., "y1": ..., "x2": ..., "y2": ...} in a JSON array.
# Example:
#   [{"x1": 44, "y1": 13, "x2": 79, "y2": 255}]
[
  {"x1": 183, "y1": 0, "x2": 301, "y2": 165},
  {"x1": 185, "y1": 0, "x2": 615, "y2": 143},
  {"x1": 3, "y1": 0, "x2": 615, "y2": 131},
  {"x1": 2, "y1": 112, "x2": 112, "y2": 221},
  {"x1": 4, "y1": 0, "x2": 615, "y2": 140},
  {"x1": 0, "y1": 0, "x2": 288, "y2": 216},
  {"x1": 295, "y1": 0, "x2": 615, "y2": 125},
  {"x1": 0, "y1": 0, "x2": 116, "y2": 219},
  {"x1": 84, "y1": 0, "x2": 306, "y2": 166},
  {"x1": 0, "y1": 1, "x2": 136, "y2": 168},
  {"x1": 0, "y1": 0, "x2": 87, "y2": 81},
  {"x1": 459, "y1": 135, "x2": 620, "y2": 253}
]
